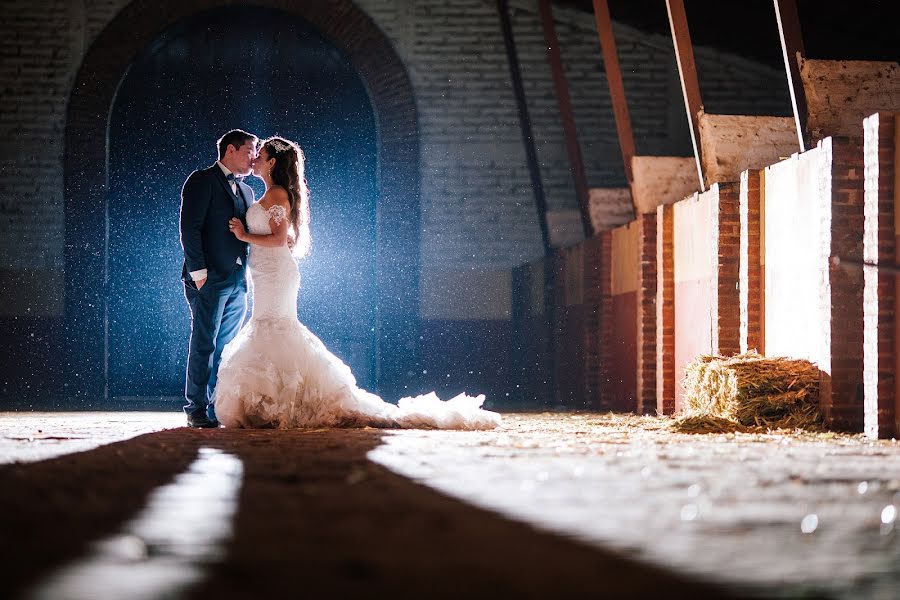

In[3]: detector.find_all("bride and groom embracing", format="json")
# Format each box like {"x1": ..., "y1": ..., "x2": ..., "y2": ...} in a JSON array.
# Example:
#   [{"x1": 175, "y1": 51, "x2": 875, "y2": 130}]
[{"x1": 179, "y1": 130, "x2": 500, "y2": 430}]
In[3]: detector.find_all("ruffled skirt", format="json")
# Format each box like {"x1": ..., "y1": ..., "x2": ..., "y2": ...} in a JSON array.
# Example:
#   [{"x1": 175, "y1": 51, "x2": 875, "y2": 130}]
[{"x1": 214, "y1": 317, "x2": 500, "y2": 430}]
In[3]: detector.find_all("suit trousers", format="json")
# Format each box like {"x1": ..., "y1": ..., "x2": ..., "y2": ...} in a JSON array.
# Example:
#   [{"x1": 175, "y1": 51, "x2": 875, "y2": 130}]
[{"x1": 183, "y1": 264, "x2": 248, "y2": 418}]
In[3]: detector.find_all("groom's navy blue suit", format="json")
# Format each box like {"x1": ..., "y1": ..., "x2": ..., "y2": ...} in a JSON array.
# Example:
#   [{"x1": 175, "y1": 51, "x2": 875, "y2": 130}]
[{"x1": 180, "y1": 164, "x2": 255, "y2": 420}]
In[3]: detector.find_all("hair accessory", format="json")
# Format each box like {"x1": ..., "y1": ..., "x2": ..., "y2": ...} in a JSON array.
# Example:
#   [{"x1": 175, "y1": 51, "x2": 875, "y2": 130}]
[{"x1": 270, "y1": 139, "x2": 292, "y2": 153}]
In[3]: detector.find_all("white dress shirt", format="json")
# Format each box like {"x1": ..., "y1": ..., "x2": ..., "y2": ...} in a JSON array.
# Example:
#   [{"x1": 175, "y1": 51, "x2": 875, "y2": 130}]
[{"x1": 189, "y1": 161, "x2": 242, "y2": 283}]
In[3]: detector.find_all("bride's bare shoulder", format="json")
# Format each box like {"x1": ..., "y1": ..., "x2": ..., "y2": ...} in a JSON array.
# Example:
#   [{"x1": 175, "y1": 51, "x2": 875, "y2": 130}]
[{"x1": 258, "y1": 186, "x2": 289, "y2": 209}]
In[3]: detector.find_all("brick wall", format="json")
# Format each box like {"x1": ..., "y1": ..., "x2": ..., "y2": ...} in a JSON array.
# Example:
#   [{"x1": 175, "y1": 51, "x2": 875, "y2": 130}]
[
  {"x1": 636, "y1": 212, "x2": 657, "y2": 413},
  {"x1": 739, "y1": 169, "x2": 763, "y2": 354},
  {"x1": 863, "y1": 113, "x2": 897, "y2": 438},
  {"x1": 895, "y1": 114, "x2": 900, "y2": 438},
  {"x1": 57, "y1": 0, "x2": 426, "y2": 400},
  {"x1": 716, "y1": 183, "x2": 741, "y2": 356},
  {"x1": 764, "y1": 137, "x2": 866, "y2": 431},
  {"x1": 0, "y1": 0, "x2": 790, "y2": 318},
  {"x1": 655, "y1": 203, "x2": 675, "y2": 414},
  {"x1": 0, "y1": 0, "x2": 75, "y2": 329},
  {"x1": 597, "y1": 229, "x2": 614, "y2": 410},
  {"x1": 826, "y1": 137, "x2": 866, "y2": 431},
  {"x1": 1, "y1": 0, "x2": 794, "y2": 401}
]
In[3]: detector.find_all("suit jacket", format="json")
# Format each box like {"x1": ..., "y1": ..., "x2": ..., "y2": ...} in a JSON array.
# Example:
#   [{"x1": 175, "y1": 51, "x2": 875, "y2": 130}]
[{"x1": 179, "y1": 164, "x2": 255, "y2": 282}]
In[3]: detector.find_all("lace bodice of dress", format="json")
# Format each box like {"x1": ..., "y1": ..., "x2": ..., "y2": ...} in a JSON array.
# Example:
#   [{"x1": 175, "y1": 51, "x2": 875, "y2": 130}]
[
  {"x1": 246, "y1": 202, "x2": 298, "y2": 320},
  {"x1": 247, "y1": 202, "x2": 287, "y2": 236}
]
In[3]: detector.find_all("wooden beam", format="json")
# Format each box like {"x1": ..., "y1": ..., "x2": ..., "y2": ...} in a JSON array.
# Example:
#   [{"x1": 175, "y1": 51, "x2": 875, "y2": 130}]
[
  {"x1": 773, "y1": 0, "x2": 808, "y2": 152},
  {"x1": 538, "y1": 0, "x2": 594, "y2": 239},
  {"x1": 665, "y1": 0, "x2": 705, "y2": 192},
  {"x1": 591, "y1": 0, "x2": 635, "y2": 185},
  {"x1": 497, "y1": 0, "x2": 552, "y2": 256}
]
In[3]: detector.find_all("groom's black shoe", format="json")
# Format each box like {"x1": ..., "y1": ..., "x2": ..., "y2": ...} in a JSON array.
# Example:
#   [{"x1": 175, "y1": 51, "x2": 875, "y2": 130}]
[{"x1": 187, "y1": 413, "x2": 220, "y2": 429}]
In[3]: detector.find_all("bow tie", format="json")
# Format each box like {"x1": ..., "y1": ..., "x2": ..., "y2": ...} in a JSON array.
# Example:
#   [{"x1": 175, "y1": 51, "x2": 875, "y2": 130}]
[{"x1": 226, "y1": 173, "x2": 237, "y2": 182}]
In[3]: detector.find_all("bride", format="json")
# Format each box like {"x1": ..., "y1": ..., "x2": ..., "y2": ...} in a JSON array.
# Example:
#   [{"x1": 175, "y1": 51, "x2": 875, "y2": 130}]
[{"x1": 214, "y1": 136, "x2": 500, "y2": 430}]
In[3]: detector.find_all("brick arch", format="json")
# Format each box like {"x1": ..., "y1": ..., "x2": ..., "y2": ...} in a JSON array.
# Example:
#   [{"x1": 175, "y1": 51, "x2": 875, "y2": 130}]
[{"x1": 64, "y1": 0, "x2": 420, "y2": 400}]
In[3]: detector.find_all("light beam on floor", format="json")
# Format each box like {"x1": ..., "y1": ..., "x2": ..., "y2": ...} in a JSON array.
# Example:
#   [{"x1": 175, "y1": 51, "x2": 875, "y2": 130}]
[{"x1": 23, "y1": 447, "x2": 243, "y2": 600}]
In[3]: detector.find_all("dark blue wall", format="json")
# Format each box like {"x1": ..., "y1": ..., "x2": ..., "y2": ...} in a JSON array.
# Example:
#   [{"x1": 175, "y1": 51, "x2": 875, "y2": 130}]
[{"x1": 107, "y1": 7, "x2": 378, "y2": 397}]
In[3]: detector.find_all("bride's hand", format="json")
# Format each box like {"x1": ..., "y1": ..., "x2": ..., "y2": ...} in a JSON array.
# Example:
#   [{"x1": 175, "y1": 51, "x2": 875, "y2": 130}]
[{"x1": 229, "y1": 218, "x2": 247, "y2": 240}]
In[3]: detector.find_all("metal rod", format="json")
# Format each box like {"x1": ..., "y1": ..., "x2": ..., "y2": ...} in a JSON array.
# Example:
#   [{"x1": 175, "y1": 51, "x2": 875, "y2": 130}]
[
  {"x1": 773, "y1": 0, "x2": 808, "y2": 152},
  {"x1": 832, "y1": 256, "x2": 900, "y2": 275}
]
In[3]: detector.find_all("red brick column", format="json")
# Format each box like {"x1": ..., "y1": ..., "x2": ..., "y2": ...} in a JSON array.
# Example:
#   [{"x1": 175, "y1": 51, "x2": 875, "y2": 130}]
[
  {"x1": 863, "y1": 113, "x2": 897, "y2": 438},
  {"x1": 895, "y1": 115, "x2": 900, "y2": 438},
  {"x1": 740, "y1": 169, "x2": 763, "y2": 354},
  {"x1": 824, "y1": 137, "x2": 866, "y2": 431},
  {"x1": 655, "y1": 204, "x2": 675, "y2": 415},
  {"x1": 636, "y1": 212, "x2": 657, "y2": 414},
  {"x1": 598, "y1": 231, "x2": 614, "y2": 410},
  {"x1": 716, "y1": 183, "x2": 742, "y2": 356}
]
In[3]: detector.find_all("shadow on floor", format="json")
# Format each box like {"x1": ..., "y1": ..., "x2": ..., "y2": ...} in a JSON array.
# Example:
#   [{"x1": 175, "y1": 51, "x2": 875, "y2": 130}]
[{"x1": 0, "y1": 427, "x2": 735, "y2": 598}]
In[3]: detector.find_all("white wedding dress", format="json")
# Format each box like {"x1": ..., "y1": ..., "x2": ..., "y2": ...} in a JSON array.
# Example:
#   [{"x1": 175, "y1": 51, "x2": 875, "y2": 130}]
[{"x1": 214, "y1": 202, "x2": 501, "y2": 430}]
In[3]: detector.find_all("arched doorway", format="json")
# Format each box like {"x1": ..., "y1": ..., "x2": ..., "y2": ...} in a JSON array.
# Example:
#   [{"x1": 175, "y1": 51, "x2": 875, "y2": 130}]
[
  {"x1": 107, "y1": 6, "x2": 377, "y2": 397},
  {"x1": 64, "y1": 0, "x2": 420, "y2": 403}
]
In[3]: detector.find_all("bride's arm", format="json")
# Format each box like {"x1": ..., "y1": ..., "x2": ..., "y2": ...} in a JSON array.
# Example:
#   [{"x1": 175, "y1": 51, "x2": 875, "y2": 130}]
[{"x1": 230, "y1": 204, "x2": 290, "y2": 247}]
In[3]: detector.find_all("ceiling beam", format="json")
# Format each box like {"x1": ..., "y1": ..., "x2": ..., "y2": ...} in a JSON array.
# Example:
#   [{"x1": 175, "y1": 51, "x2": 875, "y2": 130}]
[
  {"x1": 665, "y1": 0, "x2": 705, "y2": 192},
  {"x1": 773, "y1": 0, "x2": 808, "y2": 152},
  {"x1": 591, "y1": 0, "x2": 636, "y2": 186},
  {"x1": 539, "y1": 0, "x2": 594, "y2": 239}
]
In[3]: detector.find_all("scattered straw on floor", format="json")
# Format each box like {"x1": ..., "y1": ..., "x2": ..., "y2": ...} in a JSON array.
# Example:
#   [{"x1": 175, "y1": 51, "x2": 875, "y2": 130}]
[{"x1": 672, "y1": 352, "x2": 823, "y2": 434}]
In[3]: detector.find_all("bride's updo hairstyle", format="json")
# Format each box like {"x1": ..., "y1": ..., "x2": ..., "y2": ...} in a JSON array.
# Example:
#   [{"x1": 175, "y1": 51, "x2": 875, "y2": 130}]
[{"x1": 262, "y1": 136, "x2": 311, "y2": 258}]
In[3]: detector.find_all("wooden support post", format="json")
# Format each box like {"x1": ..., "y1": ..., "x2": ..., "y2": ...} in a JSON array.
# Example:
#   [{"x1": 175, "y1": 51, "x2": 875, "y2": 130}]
[
  {"x1": 773, "y1": 0, "x2": 808, "y2": 152},
  {"x1": 665, "y1": 0, "x2": 705, "y2": 192},
  {"x1": 591, "y1": 0, "x2": 635, "y2": 186},
  {"x1": 538, "y1": 0, "x2": 594, "y2": 239},
  {"x1": 497, "y1": 0, "x2": 553, "y2": 256}
]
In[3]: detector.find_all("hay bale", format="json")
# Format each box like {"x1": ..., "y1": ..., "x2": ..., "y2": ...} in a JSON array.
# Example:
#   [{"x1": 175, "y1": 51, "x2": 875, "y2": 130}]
[
  {"x1": 672, "y1": 352, "x2": 823, "y2": 433},
  {"x1": 672, "y1": 414, "x2": 752, "y2": 434}
]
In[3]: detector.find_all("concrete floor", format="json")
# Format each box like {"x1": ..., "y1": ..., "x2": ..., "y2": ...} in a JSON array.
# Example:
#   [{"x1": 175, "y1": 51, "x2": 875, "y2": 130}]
[
  {"x1": 2, "y1": 411, "x2": 899, "y2": 598},
  {"x1": 0, "y1": 412, "x2": 183, "y2": 464}
]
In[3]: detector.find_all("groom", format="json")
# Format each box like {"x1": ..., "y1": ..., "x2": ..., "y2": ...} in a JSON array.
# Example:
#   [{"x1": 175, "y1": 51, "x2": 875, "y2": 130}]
[{"x1": 179, "y1": 129, "x2": 258, "y2": 428}]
